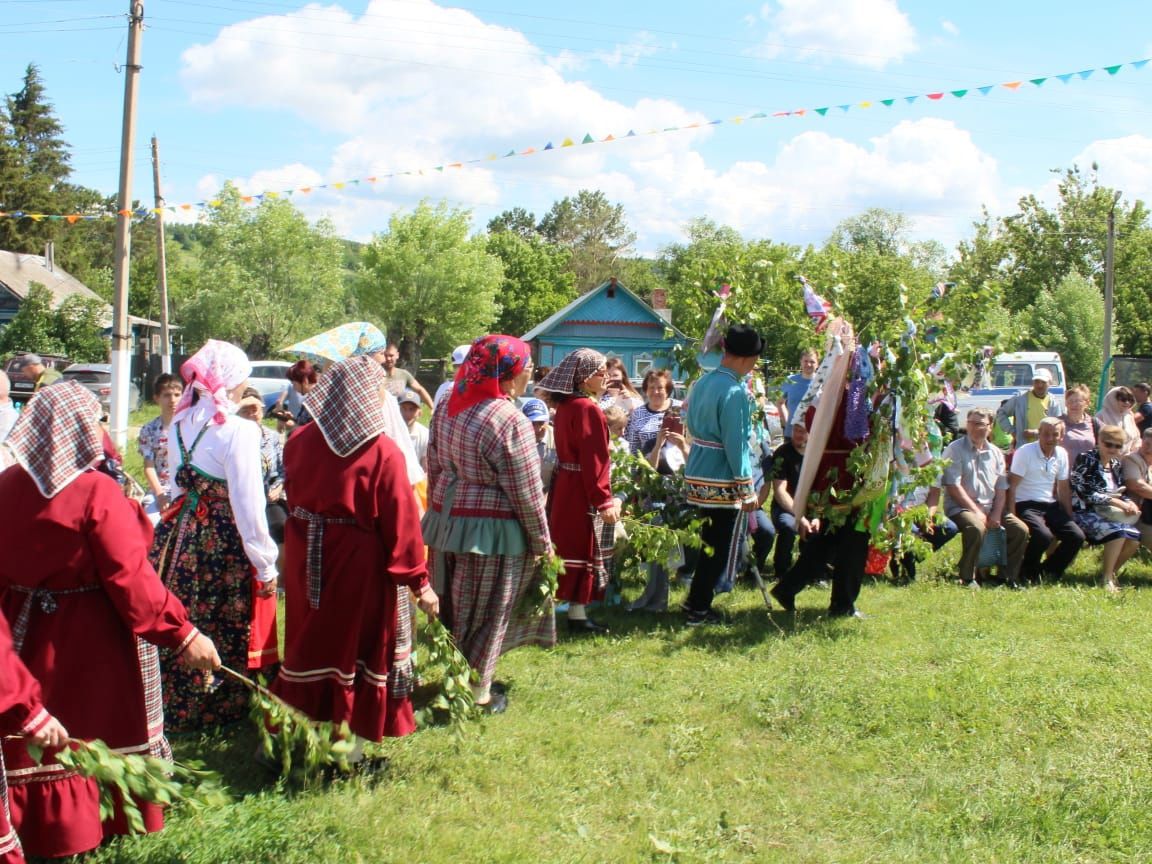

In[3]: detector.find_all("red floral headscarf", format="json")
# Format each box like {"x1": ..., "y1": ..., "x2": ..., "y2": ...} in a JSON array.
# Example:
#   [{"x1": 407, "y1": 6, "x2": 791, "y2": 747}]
[{"x1": 446, "y1": 335, "x2": 532, "y2": 417}]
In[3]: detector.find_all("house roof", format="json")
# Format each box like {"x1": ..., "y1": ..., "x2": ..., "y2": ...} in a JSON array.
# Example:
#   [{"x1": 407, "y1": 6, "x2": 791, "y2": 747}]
[
  {"x1": 0, "y1": 250, "x2": 104, "y2": 307},
  {"x1": 521, "y1": 279, "x2": 686, "y2": 342}
]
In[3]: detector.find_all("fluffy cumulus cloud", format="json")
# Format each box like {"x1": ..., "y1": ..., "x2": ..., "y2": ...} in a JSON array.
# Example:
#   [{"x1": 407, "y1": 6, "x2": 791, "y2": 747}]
[
  {"x1": 1068, "y1": 135, "x2": 1152, "y2": 204},
  {"x1": 755, "y1": 0, "x2": 918, "y2": 69},
  {"x1": 177, "y1": 0, "x2": 1004, "y2": 250}
]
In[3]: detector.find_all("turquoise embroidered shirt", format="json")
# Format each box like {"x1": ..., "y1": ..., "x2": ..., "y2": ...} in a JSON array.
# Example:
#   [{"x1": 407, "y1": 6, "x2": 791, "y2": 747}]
[{"x1": 683, "y1": 366, "x2": 755, "y2": 508}]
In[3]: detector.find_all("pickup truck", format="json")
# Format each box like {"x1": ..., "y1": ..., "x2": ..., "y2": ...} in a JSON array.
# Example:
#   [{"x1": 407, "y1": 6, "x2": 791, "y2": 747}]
[{"x1": 954, "y1": 351, "x2": 1067, "y2": 418}]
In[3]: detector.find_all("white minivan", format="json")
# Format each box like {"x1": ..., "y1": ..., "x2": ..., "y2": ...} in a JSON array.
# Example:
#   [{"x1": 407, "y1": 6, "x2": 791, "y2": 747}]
[{"x1": 956, "y1": 351, "x2": 1067, "y2": 416}]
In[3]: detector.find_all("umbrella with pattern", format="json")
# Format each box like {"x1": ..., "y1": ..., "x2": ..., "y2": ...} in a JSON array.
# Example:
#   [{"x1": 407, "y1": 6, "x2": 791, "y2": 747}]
[{"x1": 282, "y1": 322, "x2": 387, "y2": 365}]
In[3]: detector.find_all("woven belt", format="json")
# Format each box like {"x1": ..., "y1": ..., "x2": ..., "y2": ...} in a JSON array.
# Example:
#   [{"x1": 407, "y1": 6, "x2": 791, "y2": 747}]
[
  {"x1": 693, "y1": 438, "x2": 724, "y2": 450},
  {"x1": 292, "y1": 507, "x2": 358, "y2": 609},
  {"x1": 9, "y1": 584, "x2": 102, "y2": 653},
  {"x1": 558, "y1": 462, "x2": 582, "y2": 472}
]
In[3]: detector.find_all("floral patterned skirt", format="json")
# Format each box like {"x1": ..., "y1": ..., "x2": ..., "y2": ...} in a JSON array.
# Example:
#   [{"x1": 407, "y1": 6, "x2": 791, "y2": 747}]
[{"x1": 151, "y1": 475, "x2": 275, "y2": 732}]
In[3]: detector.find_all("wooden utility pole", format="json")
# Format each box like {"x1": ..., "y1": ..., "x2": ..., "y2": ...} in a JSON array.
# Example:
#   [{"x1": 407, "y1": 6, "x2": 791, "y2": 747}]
[
  {"x1": 109, "y1": 0, "x2": 144, "y2": 449},
  {"x1": 151, "y1": 135, "x2": 172, "y2": 374}
]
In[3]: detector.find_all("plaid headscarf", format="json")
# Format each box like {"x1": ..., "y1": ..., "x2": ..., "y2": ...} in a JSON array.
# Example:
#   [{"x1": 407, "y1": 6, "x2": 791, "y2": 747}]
[
  {"x1": 6, "y1": 381, "x2": 104, "y2": 498},
  {"x1": 535, "y1": 348, "x2": 606, "y2": 395},
  {"x1": 305, "y1": 356, "x2": 388, "y2": 457},
  {"x1": 447, "y1": 334, "x2": 532, "y2": 418},
  {"x1": 173, "y1": 339, "x2": 252, "y2": 426}
]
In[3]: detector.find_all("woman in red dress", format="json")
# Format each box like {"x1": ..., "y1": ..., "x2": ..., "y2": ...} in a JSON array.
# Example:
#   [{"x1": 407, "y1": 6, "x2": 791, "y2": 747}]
[
  {"x1": 271, "y1": 357, "x2": 437, "y2": 753},
  {"x1": 0, "y1": 383, "x2": 219, "y2": 858},
  {"x1": 535, "y1": 349, "x2": 621, "y2": 634}
]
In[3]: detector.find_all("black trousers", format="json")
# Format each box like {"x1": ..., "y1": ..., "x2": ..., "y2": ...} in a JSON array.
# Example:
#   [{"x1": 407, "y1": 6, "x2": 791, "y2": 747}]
[
  {"x1": 1014, "y1": 500, "x2": 1085, "y2": 581},
  {"x1": 686, "y1": 508, "x2": 742, "y2": 613},
  {"x1": 774, "y1": 522, "x2": 869, "y2": 616}
]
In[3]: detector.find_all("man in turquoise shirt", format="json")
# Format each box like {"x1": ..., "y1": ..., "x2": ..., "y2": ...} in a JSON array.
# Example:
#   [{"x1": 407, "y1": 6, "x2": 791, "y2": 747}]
[{"x1": 682, "y1": 324, "x2": 763, "y2": 625}]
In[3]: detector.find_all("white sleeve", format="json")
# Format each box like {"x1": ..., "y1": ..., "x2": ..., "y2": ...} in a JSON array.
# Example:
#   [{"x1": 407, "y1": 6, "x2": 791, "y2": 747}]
[{"x1": 224, "y1": 421, "x2": 279, "y2": 581}]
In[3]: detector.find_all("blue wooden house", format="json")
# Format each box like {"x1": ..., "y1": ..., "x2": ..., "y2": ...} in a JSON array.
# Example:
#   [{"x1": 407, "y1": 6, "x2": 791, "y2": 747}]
[{"x1": 521, "y1": 278, "x2": 687, "y2": 380}]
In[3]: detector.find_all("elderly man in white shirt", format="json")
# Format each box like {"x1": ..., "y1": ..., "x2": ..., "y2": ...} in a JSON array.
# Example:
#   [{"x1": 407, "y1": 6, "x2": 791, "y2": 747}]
[{"x1": 1008, "y1": 416, "x2": 1085, "y2": 584}]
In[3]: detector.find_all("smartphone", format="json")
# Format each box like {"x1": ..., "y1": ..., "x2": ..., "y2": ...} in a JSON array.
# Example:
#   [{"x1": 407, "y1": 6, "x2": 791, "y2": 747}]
[{"x1": 661, "y1": 410, "x2": 683, "y2": 436}]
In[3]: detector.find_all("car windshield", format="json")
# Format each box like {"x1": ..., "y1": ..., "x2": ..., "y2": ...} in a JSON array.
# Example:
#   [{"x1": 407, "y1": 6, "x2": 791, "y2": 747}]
[{"x1": 63, "y1": 369, "x2": 109, "y2": 384}]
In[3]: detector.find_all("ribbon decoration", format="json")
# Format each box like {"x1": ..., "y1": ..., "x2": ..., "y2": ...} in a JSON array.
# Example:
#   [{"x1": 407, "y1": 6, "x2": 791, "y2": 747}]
[{"x1": 1, "y1": 56, "x2": 1147, "y2": 224}]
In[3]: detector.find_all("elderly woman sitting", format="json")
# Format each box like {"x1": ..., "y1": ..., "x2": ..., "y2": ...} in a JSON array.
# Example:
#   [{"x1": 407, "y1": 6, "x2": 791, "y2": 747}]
[{"x1": 1070, "y1": 424, "x2": 1142, "y2": 592}]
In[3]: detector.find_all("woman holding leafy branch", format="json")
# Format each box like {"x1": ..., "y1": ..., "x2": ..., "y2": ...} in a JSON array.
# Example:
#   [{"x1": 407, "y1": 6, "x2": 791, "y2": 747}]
[
  {"x1": 0, "y1": 383, "x2": 219, "y2": 859},
  {"x1": 536, "y1": 348, "x2": 621, "y2": 634},
  {"x1": 423, "y1": 335, "x2": 556, "y2": 715},
  {"x1": 272, "y1": 357, "x2": 437, "y2": 748}
]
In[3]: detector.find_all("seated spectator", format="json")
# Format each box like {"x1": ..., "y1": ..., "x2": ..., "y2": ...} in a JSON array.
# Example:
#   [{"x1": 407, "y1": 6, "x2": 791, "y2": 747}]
[
  {"x1": 1097, "y1": 386, "x2": 1140, "y2": 455},
  {"x1": 1133, "y1": 383, "x2": 1152, "y2": 434},
  {"x1": 1059, "y1": 383, "x2": 1099, "y2": 466},
  {"x1": 762, "y1": 421, "x2": 806, "y2": 579},
  {"x1": 942, "y1": 408, "x2": 1029, "y2": 588},
  {"x1": 1121, "y1": 427, "x2": 1152, "y2": 553},
  {"x1": 1070, "y1": 424, "x2": 1141, "y2": 592},
  {"x1": 995, "y1": 369, "x2": 1065, "y2": 449},
  {"x1": 1009, "y1": 417, "x2": 1084, "y2": 583},
  {"x1": 522, "y1": 398, "x2": 557, "y2": 496}
]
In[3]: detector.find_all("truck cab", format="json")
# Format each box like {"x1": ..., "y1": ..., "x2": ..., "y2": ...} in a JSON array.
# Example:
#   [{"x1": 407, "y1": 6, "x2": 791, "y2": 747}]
[{"x1": 955, "y1": 351, "x2": 1067, "y2": 417}]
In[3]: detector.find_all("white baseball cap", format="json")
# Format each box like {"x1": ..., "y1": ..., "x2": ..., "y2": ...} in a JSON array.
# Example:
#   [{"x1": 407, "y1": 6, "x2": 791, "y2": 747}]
[
  {"x1": 451, "y1": 344, "x2": 471, "y2": 365},
  {"x1": 1032, "y1": 369, "x2": 1053, "y2": 384}
]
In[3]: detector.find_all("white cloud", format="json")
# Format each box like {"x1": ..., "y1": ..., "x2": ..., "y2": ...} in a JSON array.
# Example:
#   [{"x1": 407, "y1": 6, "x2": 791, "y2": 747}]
[
  {"x1": 756, "y1": 0, "x2": 918, "y2": 70},
  {"x1": 549, "y1": 33, "x2": 669, "y2": 73},
  {"x1": 1069, "y1": 135, "x2": 1152, "y2": 204},
  {"x1": 941, "y1": 20, "x2": 959, "y2": 36}
]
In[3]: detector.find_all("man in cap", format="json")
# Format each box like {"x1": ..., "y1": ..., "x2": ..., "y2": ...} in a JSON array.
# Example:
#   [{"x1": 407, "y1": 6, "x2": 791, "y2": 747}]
[
  {"x1": 995, "y1": 368, "x2": 1064, "y2": 449},
  {"x1": 681, "y1": 324, "x2": 763, "y2": 626},
  {"x1": 22, "y1": 354, "x2": 61, "y2": 393},
  {"x1": 433, "y1": 343, "x2": 473, "y2": 410},
  {"x1": 397, "y1": 389, "x2": 429, "y2": 472}
]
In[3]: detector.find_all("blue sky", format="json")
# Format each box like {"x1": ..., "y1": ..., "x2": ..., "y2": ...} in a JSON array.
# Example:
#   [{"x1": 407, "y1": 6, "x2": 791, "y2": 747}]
[{"x1": 3, "y1": 0, "x2": 1151, "y2": 254}]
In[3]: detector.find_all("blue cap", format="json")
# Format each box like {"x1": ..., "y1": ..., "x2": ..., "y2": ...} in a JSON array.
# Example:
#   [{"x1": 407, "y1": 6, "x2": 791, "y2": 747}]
[{"x1": 522, "y1": 398, "x2": 549, "y2": 422}]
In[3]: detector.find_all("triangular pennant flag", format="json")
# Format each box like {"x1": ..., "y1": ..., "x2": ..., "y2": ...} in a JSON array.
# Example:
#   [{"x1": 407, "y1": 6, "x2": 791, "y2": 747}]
[
  {"x1": 663, "y1": 126, "x2": 679, "y2": 132},
  {"x1": 209, "y1": 199, "x2": 221, "y2": 207},
  {"x1": 1132, "y1": 59, "x2": 1149, "y2": 70},
  {"x1": 684, "y1": 122, "x2": 701, "y2": 128},
  {"x1": 265, "y1": 191, "x2": 279, "y2": 198},
  {"x1": 881, "y1": 99, "x2": 895, "y2": 107},
  {"x1": 858, "y1": 101, "x2": 871, "y2": 108},
  {"x1": 350, "y1": 179, "x2": 360, "y2": 185},
  {"x1": 66, "y1": 214, "x2": 80, "y2": 224},
  {"x1": 773, "y1": 111, "x2": 791, "y2": 117},
  {"x1": 561, "y1": 138, "x2": 574, "y2": 147},
  {"x1": 951, "y1": 89, "x2": 968, "y2": 98},
  {"x1": 904, "y1": 95, "x2": 918, "y2": 104},
  {"x1": 1030, "y1": 77, "x2": 1047, "y2": 86},
  {"x1": 602, "y1": 134, "x2": 615, "y2": 141},
  {"x1": 241, "y1": 196, "x2": 253, "y2": 203},
  {"x1": 748, "y1": 112, "x2": 768, "y2": 119},
  {"x1": 626, "y1": 129, "x2": 636, "y2": 136},
  {"x1": 838, "y1": 104, "x2": 850, "y2": 111},
  {"x1": 254, "y1": 194, "x2": 265, "y2": 201},
  {"x1": 927, "y1": 92, "x2": 944, "y2": 100},
  {"x1": 29, "y1": 214, "x2": 45, "y2": 222},
  {"x1": 300, "y1": 187, "x2": 311, "y2": 194},
  {"x1": 1002, "y1": 81, "x2": 1022, "y2": 89},
  {"x1": 581, "y1": 133, "x2": 594, "y2": 143},
  {"x1": 366, "y1": 176, "x2": 378, "y2": 183},
  {"x1": 520, "y1": 147, "x2": 535, "y2": 154},
  {"x1": 504, "y1": 149, "x2": 515, "y2": 157},
  {"x1": 815, "y1": 107, "x2": 829, "y2": 116},
  {"x1": 708, "y1": 119, "x2": 722, "y2": 125},
  {"x1": 284, "y1": 190, "x2": 294, "y2": 196},
  {"x1": 181, "y1": 203, "x2": 194, "y2": 211},
  {"x1": 793, "y1": 109, "x2": 805, "y2": 116},
  {"x1": 332, "y1": 183, "x2": 345, "y2": 189},
  {"x1": 1056, "y1": 73, "x2": 1074, "y2": 83},
  {"x1": 435, "y1": 166, "x2": 444, "y2": 172},
  {"x1": 449, "y1": 162, "x2": 462, "y2": 168},
  {"x1": 731, "y1": 116, "x2": 745, "y2": 124},
  {"x1": 1077, "y1": 69, "x2": 1094, "y2": 79},
  {"x1": 544, "y1": 142, "x2": 554, "y2": 150},
  {"x1": 978, "y1": 85, "x2": 993, "y2": 95},
  {"x1": 485, "y1": 154, "x2": 498, "y2": 161},
  {"x1": 118, "y1": 209, "x2": 132, "y2": 216},
  {"x1": 47, "y1": 215, "x2": 61, "y2": 221}
]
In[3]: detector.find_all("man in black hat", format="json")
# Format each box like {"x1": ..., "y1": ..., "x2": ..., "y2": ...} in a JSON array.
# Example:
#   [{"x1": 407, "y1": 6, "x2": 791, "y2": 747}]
[{"x1": 681, "y1": 324, "x2": 764, "y2": 626}]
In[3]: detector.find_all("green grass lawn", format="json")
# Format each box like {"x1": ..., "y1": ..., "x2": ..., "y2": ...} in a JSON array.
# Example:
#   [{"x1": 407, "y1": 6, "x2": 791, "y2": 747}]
[{"x1": 86, "y1": 526, "x2": 1152, "y2": 864}]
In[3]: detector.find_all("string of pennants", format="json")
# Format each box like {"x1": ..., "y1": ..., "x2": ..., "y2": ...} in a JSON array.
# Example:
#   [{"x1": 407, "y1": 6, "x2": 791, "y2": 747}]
[{"x1": 2, "y1": 55, "x2": 1148, "y2": 224}]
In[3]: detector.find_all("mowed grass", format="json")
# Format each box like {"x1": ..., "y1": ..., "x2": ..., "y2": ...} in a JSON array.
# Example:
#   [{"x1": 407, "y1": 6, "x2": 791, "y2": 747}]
[{"x1": 87, "y1": 537, "x2": 1152, "y2": 864}]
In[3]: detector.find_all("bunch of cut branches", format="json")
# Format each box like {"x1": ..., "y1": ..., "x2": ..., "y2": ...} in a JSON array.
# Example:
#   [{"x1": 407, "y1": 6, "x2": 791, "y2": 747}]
[{"x1": 414, "y1": 617, "x2": 478, "y2": 731}]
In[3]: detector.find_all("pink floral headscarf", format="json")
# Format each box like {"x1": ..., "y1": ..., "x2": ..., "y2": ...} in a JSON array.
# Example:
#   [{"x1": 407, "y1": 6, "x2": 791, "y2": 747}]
[{"x1": 173, "y1": 339, "x2": 252, "y2": 426}]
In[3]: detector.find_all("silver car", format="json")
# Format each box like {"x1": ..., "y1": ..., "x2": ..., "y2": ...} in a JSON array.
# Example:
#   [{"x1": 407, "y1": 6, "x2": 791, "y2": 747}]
[{"x1": 59, "y1": 364, "x2": 141, "y2": 416}]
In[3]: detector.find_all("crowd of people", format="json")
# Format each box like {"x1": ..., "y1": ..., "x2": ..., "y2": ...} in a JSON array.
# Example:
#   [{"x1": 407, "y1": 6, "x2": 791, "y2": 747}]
[{"x1": 3, "y1": 323, "x2": 1152, "y2": 859}]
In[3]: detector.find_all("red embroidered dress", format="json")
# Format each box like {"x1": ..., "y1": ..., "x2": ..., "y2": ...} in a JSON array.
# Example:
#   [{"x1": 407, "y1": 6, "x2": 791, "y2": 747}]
[{"x1": 0, "y1": 470, "x2": 198, "y2": 858}]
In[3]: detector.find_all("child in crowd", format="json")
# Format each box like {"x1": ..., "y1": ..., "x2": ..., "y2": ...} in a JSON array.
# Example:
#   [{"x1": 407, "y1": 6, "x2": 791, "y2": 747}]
[{"x1": 137, "y1": 373, "x2": 184, "y2": 524}]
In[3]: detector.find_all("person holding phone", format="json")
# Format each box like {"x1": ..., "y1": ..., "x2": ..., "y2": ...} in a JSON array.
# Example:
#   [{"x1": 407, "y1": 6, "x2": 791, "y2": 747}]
[
  {"x1": 624, "y1": 369, "x2": 686, "y2": 473},
  {"x1": 599, "y1": 357, "x2": 643, "y2": 412}
]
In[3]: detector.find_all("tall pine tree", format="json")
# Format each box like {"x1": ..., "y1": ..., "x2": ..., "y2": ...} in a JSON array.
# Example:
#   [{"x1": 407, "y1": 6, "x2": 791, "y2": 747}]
[{"x1": 0, "y1": 64, "x2": 73, "y2": 252}]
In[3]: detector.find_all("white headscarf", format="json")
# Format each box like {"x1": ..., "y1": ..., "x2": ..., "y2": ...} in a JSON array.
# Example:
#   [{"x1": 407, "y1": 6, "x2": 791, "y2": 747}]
[{"x1": 172, "y1": 340, "x2": 253, "y2": 427}]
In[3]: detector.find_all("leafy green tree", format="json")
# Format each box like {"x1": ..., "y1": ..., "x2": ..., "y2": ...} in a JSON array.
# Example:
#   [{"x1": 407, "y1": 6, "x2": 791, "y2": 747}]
[
  {"x1": 0, "y1": 283, "x2": 62, "y2": 355},
  {"x1": 1025, "y1": 273, "x2": 1105, "y2": 387},
  {"x1": 358, "y1": 200, "x2": 502, "y2": 365},
  {"x1": 0, "y1": 64, "x2": 73, "y2": 253},
  {"x1": 54, "y1": 294, "x2": 107, "y2": 361},
  {"x1": 539, "y1": 190, "x2": 636, "y2": 291},
  {"x1": 487, "y1": 207, "x2": 539, "y2": 240},
  {"x1": 485, "y1": 230, "x2": 575, "y2": 337},
  {"x1": 176, "y1": 184, "x2": 352, "y2": 357}
]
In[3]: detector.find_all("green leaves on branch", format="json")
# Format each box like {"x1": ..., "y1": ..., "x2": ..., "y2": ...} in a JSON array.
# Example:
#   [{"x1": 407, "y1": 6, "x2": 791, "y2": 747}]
[
  {"x1": 248, "y1": 677, "x2": 355, "y2": 784},
  {"x1": 414, "y1": 617, "x2": 479, "y2": 732},
  {"x1": 516, "y1": 551, "x2": 563, "y2": 618},
  {"x1": 27, "y1": 739, "x2": 229, "y2": 834}
]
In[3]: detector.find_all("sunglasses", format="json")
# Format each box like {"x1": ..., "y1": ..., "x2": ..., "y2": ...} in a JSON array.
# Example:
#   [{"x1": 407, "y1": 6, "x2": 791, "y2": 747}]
[
  {"x1": 1102, "y1": 441, "x2": 1125, "y2": 449},
  {"x1": 1119, "y1": 396, "x2": 1135, "y2": 403}
]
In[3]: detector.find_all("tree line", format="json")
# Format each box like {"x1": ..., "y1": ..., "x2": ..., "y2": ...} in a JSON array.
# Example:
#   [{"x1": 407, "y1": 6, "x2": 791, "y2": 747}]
[{"x1": 2, "y1": 63, "x2": 1150, "y2": 386}]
